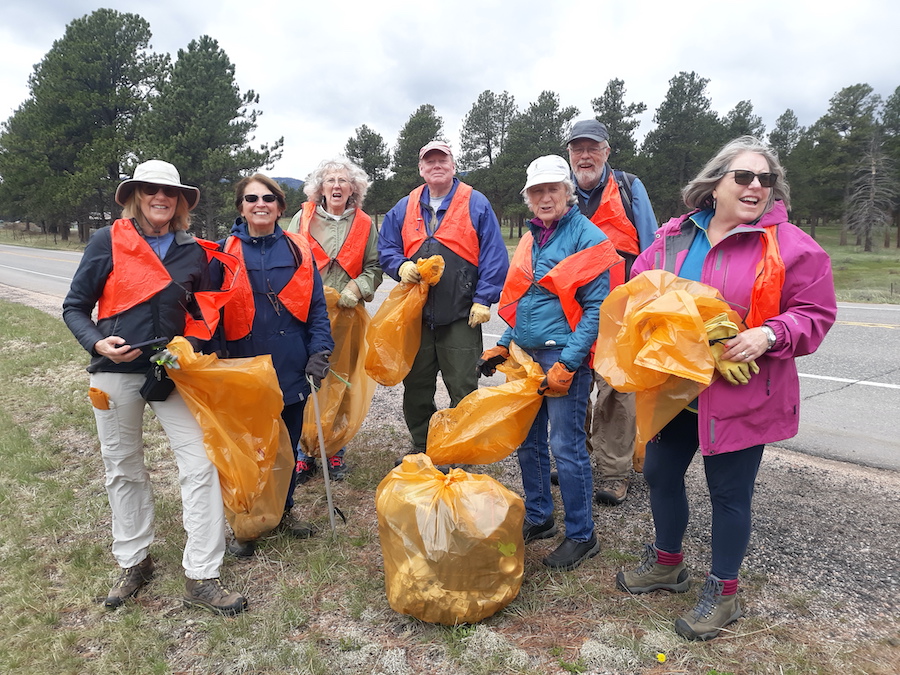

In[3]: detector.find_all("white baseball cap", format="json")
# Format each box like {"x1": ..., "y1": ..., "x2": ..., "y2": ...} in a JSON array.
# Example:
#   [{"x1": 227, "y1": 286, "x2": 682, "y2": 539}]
[{"x1": 521, "y1": 155, "x2": 571, "y2": 192}]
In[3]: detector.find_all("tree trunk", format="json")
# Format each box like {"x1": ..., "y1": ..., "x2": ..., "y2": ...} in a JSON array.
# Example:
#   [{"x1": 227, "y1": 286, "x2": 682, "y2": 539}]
[{"x1": 809, "y1": 217, "x2": 817, "y2": 240}]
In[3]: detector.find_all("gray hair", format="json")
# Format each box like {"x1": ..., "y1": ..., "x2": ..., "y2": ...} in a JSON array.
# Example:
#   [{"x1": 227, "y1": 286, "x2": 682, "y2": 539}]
[
  {"x1": 682, "y1": 136, "x2": 791, "y2": 212},
  {"x1": 522, "y1": 178, "x2": 578, "y2": 212},
  {"x1": 303, "y1": 158, "x2": 370, "y2": 209}
]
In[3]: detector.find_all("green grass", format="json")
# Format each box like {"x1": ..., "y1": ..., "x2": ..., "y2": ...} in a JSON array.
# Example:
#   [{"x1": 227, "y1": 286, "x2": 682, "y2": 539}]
[{"x1": 1, "y1": 284, "x2": 899, "y2": 671}]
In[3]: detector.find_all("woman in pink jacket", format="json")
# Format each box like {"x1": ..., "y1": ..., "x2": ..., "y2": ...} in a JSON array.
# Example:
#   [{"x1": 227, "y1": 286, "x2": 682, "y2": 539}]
[{"x1": 616, "y1": 136, "x2": 836, "y2": 640}]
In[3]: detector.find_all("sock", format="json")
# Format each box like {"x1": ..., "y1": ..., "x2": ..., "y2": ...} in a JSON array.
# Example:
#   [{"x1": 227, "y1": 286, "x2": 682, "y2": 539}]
[
  {"x1": 654, "y1": 546, "x2": 683, "y2": 566},
  {"x1": 720, "y1": 577, "x2": 739, "y2": 595}
]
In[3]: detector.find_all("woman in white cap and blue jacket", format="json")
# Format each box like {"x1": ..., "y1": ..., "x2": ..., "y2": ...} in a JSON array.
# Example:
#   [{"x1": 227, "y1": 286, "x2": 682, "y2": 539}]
[
  {"x1": 477, "y1": 155, "x2": 622, "y2": 571},
  {"x1": 63, "y1": 160, "x2": 248, "y2": 616}
]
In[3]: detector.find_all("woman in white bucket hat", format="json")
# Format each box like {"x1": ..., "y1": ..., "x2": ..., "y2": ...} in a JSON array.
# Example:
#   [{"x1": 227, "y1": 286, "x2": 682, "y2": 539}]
[{"x1": 63, "y1": 159, "x2": 248, "y2": 616}]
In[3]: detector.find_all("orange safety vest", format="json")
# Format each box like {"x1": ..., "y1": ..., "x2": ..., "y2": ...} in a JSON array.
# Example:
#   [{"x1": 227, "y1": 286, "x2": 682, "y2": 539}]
[
  {"x1": 744, "y1": 225, "x2": 784, "y2": 328},
  {"x1": 220, "y1": 231, "x2": 315, "y2": 340},
  {"x1": 588, "y1": 177, "x2": 640, "y2": 257},
  {"x1": 401, "y1": 183, "x2": 480, "y2": 266},
  {"x1": 498, "y1": 231, "x2": 623, "y2": 331},
  {"x1": 296, "y1": 202, "x2": 372, "y2": 279},
  {"x1": 97, "y1": 219, "x2": 172, "y2": 320}
]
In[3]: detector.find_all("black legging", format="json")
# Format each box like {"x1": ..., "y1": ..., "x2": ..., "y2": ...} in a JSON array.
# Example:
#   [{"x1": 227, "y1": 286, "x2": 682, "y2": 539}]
[{"x1": 643, "y1": 408, "x2": 764, "y2": 580}]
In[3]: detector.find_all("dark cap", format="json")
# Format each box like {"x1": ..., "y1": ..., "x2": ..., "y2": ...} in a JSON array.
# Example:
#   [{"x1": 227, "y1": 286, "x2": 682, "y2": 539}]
[{"x1": 565, "y1": 119, "x2": 609, "y2": 145}]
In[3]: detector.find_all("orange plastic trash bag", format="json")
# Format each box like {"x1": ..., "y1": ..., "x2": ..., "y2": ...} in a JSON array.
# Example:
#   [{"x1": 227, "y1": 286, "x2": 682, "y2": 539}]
[
  {"x1": 301, "y1": 287, "x2": 376, "y2": 458},
  {"x1": 426, "y1": 342, "x2": 544, "y2": 466},
  {"x1": 594, "y1": 270, "x2": 744, "y2": 453},
  {"x1": 376, "y1": 453, "x2": 524, "y2": 625},
  {"x1": 164, "y1": 336, "x2": 293, "y2": 541},
  {"x1": 365, "y1": 255, "x2": 445, "y2": 386}
]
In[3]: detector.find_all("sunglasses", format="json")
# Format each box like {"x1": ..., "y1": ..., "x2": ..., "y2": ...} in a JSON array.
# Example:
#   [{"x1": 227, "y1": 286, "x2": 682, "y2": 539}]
[
  {"x1": 141, "y1": 184, "x2": 181, "y2": 198},
  {"x1": 243, "y1": 194, "x2": 278, "y2": 203},
  {"x1": 725, "y1": 169, "x2": 777, "y2": 188}
]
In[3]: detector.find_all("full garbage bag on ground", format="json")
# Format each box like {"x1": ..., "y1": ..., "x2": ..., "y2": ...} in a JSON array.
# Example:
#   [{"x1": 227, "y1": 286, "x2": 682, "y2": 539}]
[
  {"x1": 594, "y1": 270, "x2": 744, "y2": 454},
  {"x1": 164, "y1": 336, "x2": 293, "y2": 541},
  {"x1": 365, "y1": 256, "x2": 445, "y2": 386},
  {"x1": 301, "y1": 286, "x2": 376, "y2": 458},
  {"x1": 376, "y1": 453, "x2": 524, "y2": 625},
  {"x1": 426, "y1": 342, "x2": 544, "y2": 466}
]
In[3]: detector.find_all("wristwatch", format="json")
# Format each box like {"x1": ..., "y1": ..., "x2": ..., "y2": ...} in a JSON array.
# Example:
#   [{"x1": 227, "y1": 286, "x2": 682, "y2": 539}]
[{"x1": 760, "y1": 324, "x2": 776, "y2": 351}]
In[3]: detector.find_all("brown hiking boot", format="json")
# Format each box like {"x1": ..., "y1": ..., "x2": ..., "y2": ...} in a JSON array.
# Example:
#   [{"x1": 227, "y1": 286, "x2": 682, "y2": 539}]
[
  {"x1": 104, "y1": 556, "x2": 154, "y2": 609},
  {"x1": 674, "y1": 574, "x2": 742, "y2": 641},
  {"x1": 594, "y1": 478, "x2": 630, "y2": 505},
  {"x1": 616, "y1": 543, "x2": 690, "y2": 594},
  {"x1": 183, "y1": 578, "x2": 248, "y2": 616}
]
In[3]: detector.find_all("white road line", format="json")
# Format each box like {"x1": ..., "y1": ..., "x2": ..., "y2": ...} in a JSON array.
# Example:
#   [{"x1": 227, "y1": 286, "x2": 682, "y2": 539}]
[
  {"x1": 0, "y1": 264, "x2": 73, "y2": 281},
  {"x1": 799, "y1": 373, "x2": 900, "y2": 389}
]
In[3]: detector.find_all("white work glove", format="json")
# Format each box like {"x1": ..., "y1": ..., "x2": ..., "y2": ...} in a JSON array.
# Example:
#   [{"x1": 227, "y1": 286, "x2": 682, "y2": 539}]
[
  {"x1": 468, "y1": 302, "x2": 491, "y2": 328},
  {"x1": 337, "y1": 286, "x2": 359, "y2": 308},
  {"x1": 399, "y1": 260, "x2": 421, "y2": 284},
  {"x1": 155, "y1": 349, "x2": 180, "y2": 370}
]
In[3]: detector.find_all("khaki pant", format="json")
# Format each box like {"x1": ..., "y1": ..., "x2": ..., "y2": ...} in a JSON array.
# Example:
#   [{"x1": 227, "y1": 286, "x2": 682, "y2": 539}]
[{"x1": 585, "y1": 373, "x2": 637, "y2": 480}]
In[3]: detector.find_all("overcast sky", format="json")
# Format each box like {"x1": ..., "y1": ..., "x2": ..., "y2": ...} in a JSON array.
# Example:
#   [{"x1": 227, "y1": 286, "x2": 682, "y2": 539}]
[{"x1": 1, "y1": 0, "x2": 897, "y2": 182}]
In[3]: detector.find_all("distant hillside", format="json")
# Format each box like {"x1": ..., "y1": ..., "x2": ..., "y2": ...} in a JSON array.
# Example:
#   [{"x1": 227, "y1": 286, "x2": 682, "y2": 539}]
[{"x1": 273, "y1": 177, "x2": 304, "y2": 190}]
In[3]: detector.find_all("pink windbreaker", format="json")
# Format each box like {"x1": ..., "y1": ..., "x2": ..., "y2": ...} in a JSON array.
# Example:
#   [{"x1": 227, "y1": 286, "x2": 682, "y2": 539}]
[{"x1": 632, "y1": 201, "x2": 837, "y2": 454}]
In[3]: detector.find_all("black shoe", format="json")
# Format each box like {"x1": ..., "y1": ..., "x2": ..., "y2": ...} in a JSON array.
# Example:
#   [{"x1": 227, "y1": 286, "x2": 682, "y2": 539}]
[
  {"x1": 326, "y1": 455, "x2": 349, "y2": 480},
  {"x1": 522, "y1": 517, "x2": 558, "y2": 543},
  {"x1": 227, "y1": 539, "x2": 256, "y2": 558},
  {"x1": 543, "y1": 534, "x2": 600, "y2": 570},
  {"x1": 279, "y1": 512, "x2": 317, "y2": 538},
  {"x1": 295, "y1": 459, "x2": 317, "y2": 485},
  {"x1": 550, "y1": 470, "x2": 559, "y2": 486}
]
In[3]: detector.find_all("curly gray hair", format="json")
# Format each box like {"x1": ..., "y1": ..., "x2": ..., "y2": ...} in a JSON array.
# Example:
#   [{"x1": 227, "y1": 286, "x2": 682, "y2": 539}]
[
  {"x1": 682, "y1": 136, "x2": 791, "y2": 212},
  {"x1": 303, "y1": 158, "x2": 370, "y2": 209}
]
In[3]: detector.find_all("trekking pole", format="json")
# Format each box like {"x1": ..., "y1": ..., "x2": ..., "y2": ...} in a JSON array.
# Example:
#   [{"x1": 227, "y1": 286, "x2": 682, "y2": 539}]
[{"x1": 307, "y1": 374, "x2": 337, "y2": 533}]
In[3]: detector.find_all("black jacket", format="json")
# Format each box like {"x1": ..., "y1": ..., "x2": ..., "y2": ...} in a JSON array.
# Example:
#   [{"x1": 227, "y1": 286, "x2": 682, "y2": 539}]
[{"x1": 63, "y1": 220, "x2": 210, "y2": 374}]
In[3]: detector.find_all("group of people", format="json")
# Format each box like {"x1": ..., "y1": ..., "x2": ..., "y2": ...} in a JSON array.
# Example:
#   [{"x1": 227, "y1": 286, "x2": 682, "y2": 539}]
[{"x1": 63, "y1": 121, "x2": 836, "y2": 641}]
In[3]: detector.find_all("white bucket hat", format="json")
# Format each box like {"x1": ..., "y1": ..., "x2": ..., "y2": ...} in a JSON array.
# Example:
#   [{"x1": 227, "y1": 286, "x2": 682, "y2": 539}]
[
  {"x1": 521, "y1": 155, "x2": 571, "y2": 192},
  {"x1": 115, "y1": 160, "x2": 200, "y2": 210}
]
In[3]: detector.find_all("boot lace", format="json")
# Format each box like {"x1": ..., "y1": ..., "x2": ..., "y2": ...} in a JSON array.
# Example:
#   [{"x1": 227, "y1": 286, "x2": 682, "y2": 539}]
[
  {"x1": 692, "y1": 576, "x2": 723, "y2": 620},
  {"x1": 634, "y1": 543, "x2": 657, "y2": 575}
]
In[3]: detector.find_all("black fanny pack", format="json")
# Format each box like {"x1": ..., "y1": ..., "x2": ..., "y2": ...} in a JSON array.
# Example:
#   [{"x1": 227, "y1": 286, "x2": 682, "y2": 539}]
[{"x1": 139, "y1": 363, "x2": 175, "y2": 401}]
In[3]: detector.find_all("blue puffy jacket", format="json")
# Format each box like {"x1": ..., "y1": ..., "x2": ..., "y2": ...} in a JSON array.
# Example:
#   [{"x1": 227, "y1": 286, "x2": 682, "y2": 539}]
[{"x1": 499, "y1": 206, "x2": 610, "y2": 370}]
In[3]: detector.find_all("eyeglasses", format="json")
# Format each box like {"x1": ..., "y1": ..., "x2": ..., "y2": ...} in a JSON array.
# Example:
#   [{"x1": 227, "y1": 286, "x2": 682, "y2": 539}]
[
  {"x1": 725, "y1": 170, "x2": 777, "y2": 188},
  {"x1": 141, "y1": 184, "x2": 181, "y2": 198},
  {"x1": 243, "y1": 194, "x2": 278, "y2": 203}
]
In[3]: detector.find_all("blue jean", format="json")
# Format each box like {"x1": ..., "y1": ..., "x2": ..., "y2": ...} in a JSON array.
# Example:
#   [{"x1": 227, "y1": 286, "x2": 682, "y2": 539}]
[
  {"x1": 644, "y1": 408, "x2": 764, "y2": 580},
  {"x1": 516, "y1": 348, "x2": 595, "y2": 543}
]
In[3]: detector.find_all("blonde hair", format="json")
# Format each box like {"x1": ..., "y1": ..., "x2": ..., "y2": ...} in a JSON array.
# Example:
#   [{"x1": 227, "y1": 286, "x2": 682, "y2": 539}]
[{"x1": 121, "y1": 188, "x2": 192, "y2": 231}]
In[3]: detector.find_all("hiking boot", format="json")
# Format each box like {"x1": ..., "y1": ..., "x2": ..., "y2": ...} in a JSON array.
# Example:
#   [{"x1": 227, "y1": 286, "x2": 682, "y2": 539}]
[
  {"x1": 227, "y1": 539, "x2": 257, "y2": 558},
  {"x1": 104, "y1": 556, "x2": 154, "y2": 609},
  {"x1": 522, "y1": 517, "x2": 558, "y2": 543},
  {"x1": 279, "y1": 512, "x2": 317, "y2": 538},
  {"x1": 183, "y1": 577, "x2": 248, "y2": 616},
  {"x1": 395, "y1": 449, "x2": 425, "y2": 466},
  {"x1": 326, "y1": 455, "x2": 349, "y2": 480},
  {"x1": 674, "y1": 574, "x2": 742, "y2": 641},
  {"x1": 295, "y1": 459, "x2": 316, "y2": 485},
  {"x1": 594, "y1": 478, "x2": 629, "y2": 505},
  {"x1": 543, "y1": 534, "x2": 600, "y2": 570},
  {"x1": 616, "y1": 543, "x2": 690, "y2": 594}
]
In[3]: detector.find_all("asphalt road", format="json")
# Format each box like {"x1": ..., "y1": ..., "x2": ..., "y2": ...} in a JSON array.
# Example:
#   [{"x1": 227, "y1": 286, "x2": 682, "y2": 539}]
[{"x1": 2, "y1": 242, "x2": 898, "y2": 471}]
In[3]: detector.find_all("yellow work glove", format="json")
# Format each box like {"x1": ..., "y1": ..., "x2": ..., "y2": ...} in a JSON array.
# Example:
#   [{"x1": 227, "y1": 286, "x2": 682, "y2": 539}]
[
  {"x1": 705, "y1": 313, "x2": 759, "y2": 386},
  {"x1": 468, "y1": 302, "x2": 491, "y2": 328},
  {"x1": 476, "y1": 345, "x2": 509, "y2": 377},
  {"x1": 537, "y1": 361, "x2": 575, "y2": 396},
  {"x1": 399, "y1": 260, "x2": 421, "y2": 284}
]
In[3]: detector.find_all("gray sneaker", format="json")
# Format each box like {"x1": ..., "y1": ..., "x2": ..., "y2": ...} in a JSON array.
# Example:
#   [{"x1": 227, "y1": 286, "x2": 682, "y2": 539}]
[
  {"x1": 104, "y1": 556, "x2": 154, "y2": 609},
  {"x1": 616, "y1": 543, "x2": 690, "y2": 593},
  {"x1": 674, "y1": 574, "x2": 742, "y2": 641},
  {"x1": 183, "y1": 578, "x2": 248, "y2": 616}
]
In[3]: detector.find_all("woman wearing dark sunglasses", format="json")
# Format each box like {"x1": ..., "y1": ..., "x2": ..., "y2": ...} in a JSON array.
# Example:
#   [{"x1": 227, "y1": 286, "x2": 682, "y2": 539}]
[
  {"x1": 210, "y1": 173, "x2": 334, "y2": 557},
  {"x1": 616, "y1": 136, "x2": 836, "y2": 641},
  {"x1": 63, "y1": 160, "x2": 249, "y2": 615}
]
